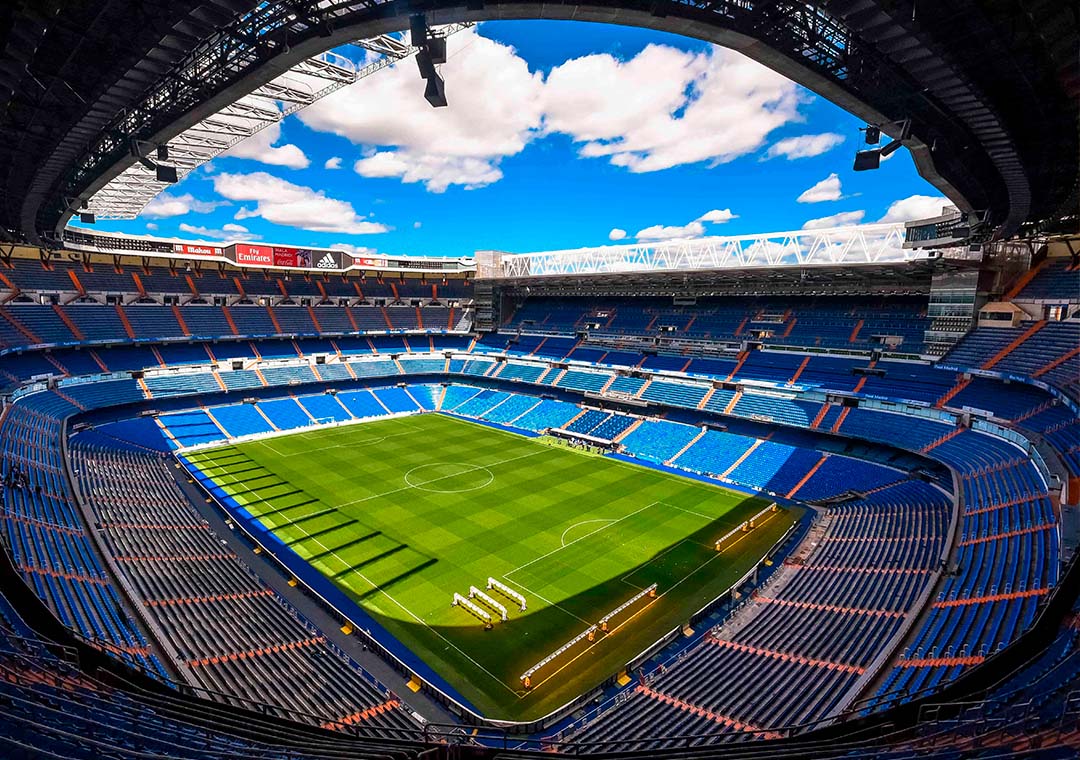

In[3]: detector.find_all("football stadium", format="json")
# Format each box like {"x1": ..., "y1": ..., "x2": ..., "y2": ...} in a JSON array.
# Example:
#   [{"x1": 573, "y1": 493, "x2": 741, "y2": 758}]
[{"x1": 0, "y1": 2, "x2": 1077, "y2": 759}]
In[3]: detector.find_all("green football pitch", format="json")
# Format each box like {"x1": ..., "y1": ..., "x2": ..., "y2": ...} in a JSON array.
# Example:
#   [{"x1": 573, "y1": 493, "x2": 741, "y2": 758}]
[{"x1": 187, "y1": 413, "x2": 798, "y2": 721}]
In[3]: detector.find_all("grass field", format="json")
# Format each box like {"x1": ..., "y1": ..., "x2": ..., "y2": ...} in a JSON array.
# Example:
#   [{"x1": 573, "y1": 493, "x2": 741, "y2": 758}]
[{"x1": 187, "y1": 413, "x2": 798, "y2": 721}]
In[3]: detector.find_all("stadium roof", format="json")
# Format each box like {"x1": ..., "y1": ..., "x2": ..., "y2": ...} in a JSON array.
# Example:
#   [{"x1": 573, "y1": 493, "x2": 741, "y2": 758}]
[{"x1": 0, "y1": 1, "x2": 1076, "y2": 243}]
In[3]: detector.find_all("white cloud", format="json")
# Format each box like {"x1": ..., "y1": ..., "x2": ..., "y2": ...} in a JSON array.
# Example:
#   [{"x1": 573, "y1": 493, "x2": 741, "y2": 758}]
[
  {"x1": 224, "y1": 122, "x2": 309, "y2": 169},
  {"x1": 332, "y1": 242, "x2": 379, "y2": 257},
  {"x1": 698, "y1": 208, "x2": 737, "y2": 224},
  {"x1": 765, "y1": 133, "x2": 845, "y2": 160},
  {"x1": 797, "y1": 173, "x2": 843, "y2": 203},
  {"x1": 608, "y1": 228, "x2": 627, "y2": 241},
  {"x1": 300, "y1": 34, "x2": 804, "y2": 190},
  {"x1": 141, "y1": 192, "x2": 226, "y2": 219},
  {"x1": 353, "y1": 152, "x2": 504, "y2": 192},
  {"x1": 324, "y1": 156, "x2": 342, "y2": 170},
  {"x1": 636, "y1": 220, "x2": 706, "y2": 241},
  {"x1": 878, "y1": 194, "x2": 950, "y2": 223},
  {"x1": 544, "y1": 45, "x2": 799, "y2": 173},
  {"x1": 300, "y1": 28, "x2": 545, "y2": 192},
  {"x1": 801, "y1": 210, "x2": 866, "y2": 230},
  {"x1": 413, "y1": 221, "x2": 422, "y2": 229},
  {"x1": 145, "y1": 222, "x2": 158, "y2": 231},
  {"x1": 212, "y1": 171, "x2": 389, "y2": 235},
  {"x1": 178, "y1": 222, "x2": 256, "y2": 241}
]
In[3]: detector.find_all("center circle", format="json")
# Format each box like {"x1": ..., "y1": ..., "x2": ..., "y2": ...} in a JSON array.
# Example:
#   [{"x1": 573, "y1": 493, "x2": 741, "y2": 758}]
[{"x1": 404, "y1": 463, "x2": 495, "y2": 493}]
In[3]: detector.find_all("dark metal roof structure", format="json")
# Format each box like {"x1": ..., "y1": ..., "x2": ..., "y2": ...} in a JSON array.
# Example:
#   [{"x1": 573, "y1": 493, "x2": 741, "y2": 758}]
[{"x1": 0, "y1": 0, "x2": 1076, "y2": 244}]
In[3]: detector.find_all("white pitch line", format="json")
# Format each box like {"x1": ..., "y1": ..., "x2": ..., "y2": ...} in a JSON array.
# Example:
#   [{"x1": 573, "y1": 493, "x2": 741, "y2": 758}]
[
  {"x1": 331, "y1": 447, "x2": 554, "y2": 509},
  {"x1": 559, "y1": 519, "x2": 614, "y2": 548},
  {"x1": 257, "y1": 498, "x2": 521, "y2": 697},
  {"x1": 505, "y1": 501, "x2": 662, "y2": 579}
]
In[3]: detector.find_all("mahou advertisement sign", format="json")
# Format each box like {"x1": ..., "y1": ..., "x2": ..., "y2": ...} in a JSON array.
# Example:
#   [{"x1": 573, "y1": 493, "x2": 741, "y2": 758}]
[
  {"x1": 172, "y1": 243, "x2": 222, "y2": 258},
  {"x1": 229, "y1": 243, "x2": 273, "y2": 266}
]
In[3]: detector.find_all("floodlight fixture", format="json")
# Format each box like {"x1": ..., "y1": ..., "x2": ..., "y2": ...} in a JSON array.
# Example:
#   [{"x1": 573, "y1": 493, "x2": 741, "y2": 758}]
[
  {"x1": 78, "y1": 212, "x2": 95, "y2": 224},
  {"x1": 425, "y1": 73, "x2": 447, "y2": 108},
  {"x1": 863, "y1": 125, "x2": 881, "y2": 144},
  {"x1": 155, "y1": 164, "x2": 179, "y2": 184},
  {"x1": 853, "y1": 149, "x2": 881, "y2": 171}
]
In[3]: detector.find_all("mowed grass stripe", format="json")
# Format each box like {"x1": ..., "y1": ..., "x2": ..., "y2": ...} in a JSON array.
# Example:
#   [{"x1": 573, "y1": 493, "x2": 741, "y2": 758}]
[{"x1": 193, "y1": 412, "x2": 798, "y2": 721}]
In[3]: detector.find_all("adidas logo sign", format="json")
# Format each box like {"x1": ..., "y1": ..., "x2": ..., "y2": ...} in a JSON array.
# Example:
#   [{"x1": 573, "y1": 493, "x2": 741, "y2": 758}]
[{"x1": 316, "y1": 252, "x2": 336, "y2": 269}]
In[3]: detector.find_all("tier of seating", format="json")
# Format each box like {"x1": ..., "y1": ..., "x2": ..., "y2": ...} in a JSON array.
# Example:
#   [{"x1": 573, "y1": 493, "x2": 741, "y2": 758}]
[
  {"x1": 1014, "y1": 257, "x2": 1080, "y2": 302},
  {"x1": 503, "y1": 295, "x2": 929, "y2": 352},
  {"x1": 0, "y1": 303, "x2": 466, "y2": 352},
  {"x1": 157, "y1": 386, "x2": 436, "y2": 448},
  {"x1": 2, "y1": 256, "x2": 470, "y2": 300},
  {"x1": 569, "y1": 485, "x2": 951, "y2": 749},
  {"x1": 945, "y1": 320, "x2": 1079, "y2": 399},
  {"x1": 0, "y1": 396, "x2": 167, "y2": 677},
  {"x1": 0, "y1": 585, "x2": 425, "y2": 758},
  {"x1": 0, "y1": 278, "x2": 1073, "y2": 754},
  {"x1": 71, "y1": 441, "x2": 418, "y2": 733}
]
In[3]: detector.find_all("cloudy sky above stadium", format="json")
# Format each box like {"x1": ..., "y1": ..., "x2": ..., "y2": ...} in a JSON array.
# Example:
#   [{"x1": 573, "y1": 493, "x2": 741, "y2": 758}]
[{"x1": 84, "y1": 22, "x2": 949, "y2": 257}]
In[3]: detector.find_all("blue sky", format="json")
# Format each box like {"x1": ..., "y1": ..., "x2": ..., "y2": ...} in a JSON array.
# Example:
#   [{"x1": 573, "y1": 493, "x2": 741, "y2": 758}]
[{"x1": 78, "y1": 21, "x2": 948, "y2": 257}]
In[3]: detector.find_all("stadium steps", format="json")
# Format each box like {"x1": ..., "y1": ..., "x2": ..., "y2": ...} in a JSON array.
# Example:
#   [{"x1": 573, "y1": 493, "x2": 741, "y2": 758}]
[
  {"x1": 51, "y1": 304, "x2": 84, "y2": 340},
  {"x1": 211, "y1": 371, "x2": 228, "y2": 391},
  {"x1": 1003, "y1": 257, "x2": 1049, "y2": 299},
  {"x1": 201, "y1": 407, "x2": 229, "y2": 439},
  {"x1": 306, "y1": 306, "x2": 321, "y2": 332},
  {"x1": 727, "y1": 351, "x2": 749, "y2": 379},
  {"x1": 43, "y1": 354, "x2": 69, "y2": 375},
  {"x1": 931, "y1": 586, "x2": 1050, "y2": 609},
  {"x1": 723, "y1": 390, "x2": 742, "y2": 414},
  {"x1": 830, "y1": 407, "x2": 851, "y2": 433},
  {"x1": 614, "y1": 417, "x2": 644, "y2": 442},
  {"x1": 1033, "y1": 345, "x2": 1080, "y2": 378},
  {"x1": 789, "y1": 356, "x2": 810, "y2": 383},
  {"x1": 0, "y1": 305, "x2": 40, "y2": 343},
  {"x1": 136, "y1": 376, "x2": 152, "y2": 399},
  {"x1": 636, "y1": 684, "x2": 771, "y2": 736},
  {"x1": 402, "y1": 386, "x2": 426, "y2": 411},
  {"x1": 171, "y1": 304, "x2": 190, "y2": 335},
  {"x1": 920, "y1": 427, "x2": 963, "y2": 452},
  {"x1": 697, "y1": 387, "x2": 715, "y2": 409},
  {"x1": 150, "y1": 346, "x2": 167, "y2": 367},
  {"x1": 719, "y1": 438, "x2": 763, "y2": 478},
  {"x1": 562, "y1": 407, "x2": 588, "y2": 430},
  {"x1": 848, "y1": 318, "x2": 864, "y2": 343},
  {"x1": 809, "y1": 403, "x2": 830, "y2": 429},
  {"x1": 113, "y1": 305, "x2": 136, "y2": 339},
  {"x1": 786, "y1": 454, "x2": 828, "y2": 498},
  {"x1": 634, "y1": 377, "x2": 652, "y2": 398},
  {"x1": 252, "y1": 404, "x2": 279, "y2": 430},
  {"x1": 707, "y1": 636, "x2": 865, "y2": 675},
  {"x1": 265, "y1": 306, "x2": 283, "y2": 334},
  {"x1": 935, "y1": 376, "x2": 971, "y2": 408},
  {"x1": 982, "y1": 320, "x2": 1046, "y2": 369},
  {"x1": 666, "y1": 427, "x2": 707, "y2": 466}
]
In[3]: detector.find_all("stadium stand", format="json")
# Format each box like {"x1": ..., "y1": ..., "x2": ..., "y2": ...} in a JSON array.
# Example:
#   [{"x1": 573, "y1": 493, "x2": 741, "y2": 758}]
[{"x1": 0, "y1": 242, "x2": 1075, "y2": 757}]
